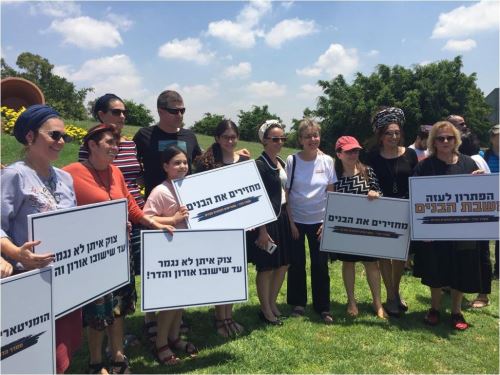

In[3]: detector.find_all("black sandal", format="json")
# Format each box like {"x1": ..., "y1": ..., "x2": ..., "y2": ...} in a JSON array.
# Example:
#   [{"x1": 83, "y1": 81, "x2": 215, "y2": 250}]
[
  {"x1": 143, "y1": 321, "x2": 157, "y2": 344},
  {"x1": 88, "y1": 362, "x2": 107, "y2": 374},
  {"x1": 214, "y1": 318, "x2": 230, "y2": 338},
  {"x1": 169, "y1": 337, "x2": 198, "y2": 358},
  {"x1": 109, "y1": 356, "x2": 130, "y2": 374}
]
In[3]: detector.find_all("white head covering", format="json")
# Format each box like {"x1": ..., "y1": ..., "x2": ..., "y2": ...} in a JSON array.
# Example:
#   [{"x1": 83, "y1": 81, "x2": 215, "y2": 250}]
[{"x1": 258, "y1": 119, "x2": 285, "y2": 142}]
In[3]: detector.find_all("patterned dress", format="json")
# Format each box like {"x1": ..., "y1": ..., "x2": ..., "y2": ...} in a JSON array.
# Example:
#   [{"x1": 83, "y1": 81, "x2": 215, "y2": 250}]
[{"x1": 333, "y1": 166, "x2": 381, "y2": 262}]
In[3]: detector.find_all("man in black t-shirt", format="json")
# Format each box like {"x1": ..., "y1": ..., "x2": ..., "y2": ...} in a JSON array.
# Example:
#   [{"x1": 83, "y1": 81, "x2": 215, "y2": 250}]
[{"x1": 133, "y1": 90, "x2": 202, "y2": 198}]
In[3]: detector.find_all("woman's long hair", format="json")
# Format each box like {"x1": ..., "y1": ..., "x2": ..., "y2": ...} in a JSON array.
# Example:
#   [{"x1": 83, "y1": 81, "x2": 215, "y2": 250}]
[
  {"x1": 334, "y1": 149, "x2": 369, "y2": 182},
  {"x1": 196, "y1": 120, "x2": 239, "y2": 170}
]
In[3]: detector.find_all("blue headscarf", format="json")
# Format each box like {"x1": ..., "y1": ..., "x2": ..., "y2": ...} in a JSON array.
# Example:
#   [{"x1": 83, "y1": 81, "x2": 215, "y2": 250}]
[{"x1": 13, "y1": 104, "x2": 60, "y2": 144}]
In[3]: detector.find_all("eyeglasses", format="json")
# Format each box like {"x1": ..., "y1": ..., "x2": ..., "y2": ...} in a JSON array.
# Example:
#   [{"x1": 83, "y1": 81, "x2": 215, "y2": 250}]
[
  {"x1": 109, "y1": 109, "x2": 128, "y2": 116},
  {"x1": 266, "y1": 136, "x2": 287, "y2": 143},
  {"x1": 161, "y1": 107, "x2": 186, "y2": 115},
  {"x1": 384, "y1": 131, "x2": 401, "y2": 137},
  {"x1": 40, "y1": 130, "x2": 73, "y2": 142},
  {"x1": 342, "y1": 149, "x2": 360, "y2": 155},
  {"x1": 435, "y1": 136, "x2": 455, "y2": 143},
  {"x1": 301, "y1": 133, "x2": 320, "y2": 140},
  {"x1": 220, "y1": 135, "x2": 238, "y2": 141}
]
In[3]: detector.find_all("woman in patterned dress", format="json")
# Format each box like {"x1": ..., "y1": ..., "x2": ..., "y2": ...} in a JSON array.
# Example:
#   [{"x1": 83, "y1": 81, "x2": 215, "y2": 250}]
[{"x1": 333, "y1": 136, "x2": 387, "y2": 319}]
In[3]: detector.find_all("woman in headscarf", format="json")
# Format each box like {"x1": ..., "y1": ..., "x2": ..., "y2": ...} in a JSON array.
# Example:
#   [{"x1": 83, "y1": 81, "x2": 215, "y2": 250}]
[
  {"x1": 64, "y1": 124, "x2": 173, "y2": 374},
  {"x1": 365, "y1": 107, "x2": 418, "y2": 317},
  {"x1": 1, "y1": 104, "x2": 81, "y2": 373}
]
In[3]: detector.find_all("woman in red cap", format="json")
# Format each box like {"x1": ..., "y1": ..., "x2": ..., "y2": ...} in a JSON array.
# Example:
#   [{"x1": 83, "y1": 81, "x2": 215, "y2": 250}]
[{"x1": 333, "y1": 136, "x2": 387, "y2": 319}]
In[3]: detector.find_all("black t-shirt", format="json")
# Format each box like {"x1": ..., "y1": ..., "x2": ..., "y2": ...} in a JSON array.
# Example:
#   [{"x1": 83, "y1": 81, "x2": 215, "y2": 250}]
[
  {"x1": 365, "y1": 148, "x2": 418, "y2": 199},
  {"x1": 133, "y1": 125, "x2": 202, "y2": 197},
  {"x1": 413, "y1": 153, "x2": 478, "y2": 177},
  {"x1": 255, "y1": 152, "x2": 285, "y2": 216}
]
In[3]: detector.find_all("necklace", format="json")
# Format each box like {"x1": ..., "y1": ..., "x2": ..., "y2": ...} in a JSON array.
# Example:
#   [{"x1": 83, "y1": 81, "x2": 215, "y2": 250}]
[
  {"x1": 86, "y1": 160, "x2": 112, "y2": 200},
  {"x1": 384, "y1": 156, "x2": 399, "y2": 194}
]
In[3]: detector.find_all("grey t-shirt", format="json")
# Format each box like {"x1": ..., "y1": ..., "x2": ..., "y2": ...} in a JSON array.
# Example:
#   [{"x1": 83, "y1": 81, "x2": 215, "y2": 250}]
[{"x1": 1, "y1": 161, "x2": 76, "y2": 265}]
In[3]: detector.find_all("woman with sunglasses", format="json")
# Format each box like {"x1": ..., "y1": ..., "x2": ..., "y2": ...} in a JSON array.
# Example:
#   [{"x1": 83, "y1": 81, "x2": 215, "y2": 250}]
[
  {"x1": 247, "y1": 120, "x2": 291, "y2": 325},
  {"x1": 334, "y1": 136, "x2": 387, "y2": 319},
  {"x1": 413, "y1": 121, "x2": 485, "y2": 331},
  {"x1": 365, "y1": 107, "x2": 418, "y2": 317},
  {"x1": 1, "y1": 104, "x2": 82, "y2": 373},
  {"x1": 65, "y1": 124, "x2": 174, "y2": 374},
  {"x1": 195, "y1": 119, "x2": 249, "y2": 338},
  {"x1": 285, "y1": 118, "x2": 336, "y2": 324}
]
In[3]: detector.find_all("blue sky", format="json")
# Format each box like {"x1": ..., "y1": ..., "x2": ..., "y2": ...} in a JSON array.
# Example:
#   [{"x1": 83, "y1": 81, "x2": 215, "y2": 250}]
[{"x1": 1, "y1": 1, "x2": 499, "y2": 128}]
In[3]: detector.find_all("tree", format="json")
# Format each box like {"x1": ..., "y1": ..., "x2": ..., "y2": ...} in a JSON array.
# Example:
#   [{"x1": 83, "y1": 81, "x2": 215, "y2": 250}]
[
  {"x1": 1, "y1": 53, "x2": 92, "y2": 120},
  {"x1": 237, "y1": 105, "x2": 282, "y2": 142},
  {"x1": 123, "y1": 99, "x2": 155, "y2": 127},
  {"x1": 310, "y1": 56, "x2": 492, "y2": 152},
  {"x1": 191, "y1": 113, "x2": 225, "y2": 135}
]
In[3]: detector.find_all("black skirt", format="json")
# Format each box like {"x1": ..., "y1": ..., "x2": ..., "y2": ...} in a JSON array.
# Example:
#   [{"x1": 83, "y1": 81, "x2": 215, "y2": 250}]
[
  {"x1": 413, "y1": 240, "x2": 484, "y2": 293},
  {"x1": 247, "y1": 205, "x2": 291, "y2": 271}
]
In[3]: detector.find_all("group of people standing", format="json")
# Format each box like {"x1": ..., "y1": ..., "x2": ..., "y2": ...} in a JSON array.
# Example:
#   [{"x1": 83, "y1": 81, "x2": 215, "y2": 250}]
[{"x1": 1, "y1": 88, "x2": 498, "y2": 374}]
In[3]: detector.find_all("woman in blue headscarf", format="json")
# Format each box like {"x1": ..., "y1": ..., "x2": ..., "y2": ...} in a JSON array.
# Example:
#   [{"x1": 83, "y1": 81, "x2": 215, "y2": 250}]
[{"x1": 1, "y1": 104, "x2": 81, "y2": 373}]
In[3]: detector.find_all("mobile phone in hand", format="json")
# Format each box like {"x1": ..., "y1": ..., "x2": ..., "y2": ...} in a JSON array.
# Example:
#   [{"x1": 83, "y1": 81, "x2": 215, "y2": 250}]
[{"x1": 266, "y1": 241, "x2": 277, "y2": 254}]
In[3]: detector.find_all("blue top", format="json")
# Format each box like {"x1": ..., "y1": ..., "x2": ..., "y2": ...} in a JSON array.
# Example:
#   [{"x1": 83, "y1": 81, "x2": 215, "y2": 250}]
[
  {"x1": 1, "y1": 162, "x2": 76, "y2": 259},
  {"x1": 483, "y1": 149, "x2": 499, "y2": 173}
]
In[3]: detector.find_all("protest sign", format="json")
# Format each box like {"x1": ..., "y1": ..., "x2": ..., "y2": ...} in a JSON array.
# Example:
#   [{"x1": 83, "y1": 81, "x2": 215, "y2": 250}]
[
  {"x1": 320, "y1": 192, "x2": 411, "y2": 260},
  {"x1": 410, "y1": 173, "x2": 499, "y2": 240},
  {"x1": 1, "y1": 268, "x2": 55, "y2": 374},
  {"x1": 141, "y1": 229, "x2": 247, "y2": 311},
  {"x1": 29, "y1": 199, "x2": 129, "y2": 317},
  {"x1": 173, "y1": 160, "x2": 276, "y2": 230}
]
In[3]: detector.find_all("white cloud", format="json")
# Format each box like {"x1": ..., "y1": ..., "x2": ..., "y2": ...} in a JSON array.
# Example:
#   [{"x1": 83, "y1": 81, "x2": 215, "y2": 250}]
[
  {"x1": 442, "y1": 38, "x2": 477, "y2": 52},
  {"x1": 367, "y1": 49, "x2": 379, "y2": 57},
  {"x1": 105, "y1": 13, "x2": 134, "y2": 31},
  {"x1": 297, "y1": 84, "x2": 323, "y2": 99},
  {"x1": 297, "y1": 43, "x2": 359, "y2": 79},
  {"x1": 206, "y1": 0, "x2": 271, "y2": 48},
  {"x1": 49, "y1": 17, "x2": 122, "y2": 49},
  {"x1": 30, "y1": 1, "x2": 81, "y2": 18},
  {"x1": 431, "y1": 0, "x2": 499, "y2": 39},
  {"x1": 224, "y1": 62, "x2": 252, "y2": 79},
  {"x1": 418, "y1": 60, "x2": 432, "y2": 66},
  {"x1": 281, "y1": 1, "x2": 294, "y2": 10},
  {"x1": 54, "y1": 55, "x2": 147, "y2": 104},
  {"x1": 158, "y1": 38, "x2": 215, "y2": 65},
  {"x1": 246, "y1": 81, "x2": 286, "y2": 97},
  {"x1": 265, "y1": 18, "x2": 317, "y2": 48}
]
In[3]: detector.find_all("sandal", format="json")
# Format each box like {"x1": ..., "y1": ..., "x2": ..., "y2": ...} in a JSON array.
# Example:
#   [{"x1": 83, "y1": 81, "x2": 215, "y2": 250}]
[
  {"x1": 153, "y1": 344, "x2": 180, "y2": 365},
  {"x1": 384, "y1": 300, "x2": 401, "y2": 317},
  {"x1": 450, "y1": 313, "x2": 469, "y2": 331},
  {"x1": 109, "y1": 356, "x2": 130, "y2": 374},
  {"x1": 226, "y1": 318, "x2": 244, "y2": 336},
  {"x1": 214, "y1": 318, "x2": 230, "y2": 338},
  {"x1": 290, "y1": 306, "x2": 305, "y2": 317},
  {"x1": 88, "y1": 362, "x2": 108, "y2": 374},
  {"x1": 169, "y1": 337, "x2": 198, "y2": 358},
  {"x1": 396, "y1": 293, "x2": 409, "y2": 312},
  {"x1": 180, "y1": 317, "x2": 190, "y2": 333},
  {"x1": 143, "y1": 321, "x2": 157, "y2": 344},
  {"x1": 469, "y1": 297, "x2": 489, "y2": 309},
  {"x1": 320, "y1": 311, "x2": 334, "y2": 325},
  {"x1": 423, "y1": 308, "x2": 440, "y2": 326}
]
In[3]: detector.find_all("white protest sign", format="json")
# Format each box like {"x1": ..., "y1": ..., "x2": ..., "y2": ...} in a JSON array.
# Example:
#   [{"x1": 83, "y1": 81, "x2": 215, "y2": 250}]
[
  {"x1": 1, "y1": 268, "x2": 55, "y2": 374},
  {"x1": 410, "y1": 173, "x2": 499, "y2": 240},
  {"x1": 320, "y1": 192, "x2": 411, "y2": 260},
  {"x1": 173, "y1": 160, "x2": 276, "y2": 230},
  {"x1": 29, "y1": 199, "x2": 129, "y2": 318},
  {"x1": 141, "y1": 229, "x2": 247, "y2": 311}
]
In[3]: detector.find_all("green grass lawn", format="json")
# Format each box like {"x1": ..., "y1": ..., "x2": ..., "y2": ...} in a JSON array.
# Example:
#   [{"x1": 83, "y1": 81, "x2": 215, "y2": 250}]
[{"x1": 1, "y1": 129, "x2": 498, "y2": 373}]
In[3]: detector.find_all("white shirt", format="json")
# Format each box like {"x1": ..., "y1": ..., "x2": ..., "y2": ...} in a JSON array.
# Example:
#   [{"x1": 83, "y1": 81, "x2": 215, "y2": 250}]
[
  {"x1": 286, "y1": 152, "x2": 337, "y2": 224},
  {"x1": 409, "y1": 143, "x2": 429, "y2": 161},
  {"x1": 471, "y1": 154, "x2": 491, "y2": 174}
]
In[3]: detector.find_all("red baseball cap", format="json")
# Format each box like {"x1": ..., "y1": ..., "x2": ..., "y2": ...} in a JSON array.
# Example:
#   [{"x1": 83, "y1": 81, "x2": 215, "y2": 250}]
[{"x1": 335, "y1": 136, "x2": 362, "y2": 151}]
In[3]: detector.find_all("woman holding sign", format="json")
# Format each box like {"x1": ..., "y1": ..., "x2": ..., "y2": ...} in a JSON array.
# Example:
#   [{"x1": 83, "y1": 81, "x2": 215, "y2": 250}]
[
  {"x1": 1, "y1": 105, "x2": 80, "y2": 373},
  {"x1": 413, "y1": 121, "x2": 484, "y2": 331},
  {"x1": 195, "y1": 120, "x2": 249, "y2": 338},
  {"x1": 64, "y1": 124, "x2": 173, "y2": 373},
  {"x1": 285, "y1": 118, "x2": 336, "y2": 324},
  {"x1": 334, "y1": 136, "x2": 387, "y2": 319},
  {"x1": 365, "y1": 107, "x2": 418, "y2": 316},
  {"x1": 247, "y1": 120, "x2": 291, "y2": 326}
]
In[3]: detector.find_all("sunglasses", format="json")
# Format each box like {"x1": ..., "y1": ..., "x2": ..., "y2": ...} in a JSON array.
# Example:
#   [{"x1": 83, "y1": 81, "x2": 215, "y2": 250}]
[
  {"x1": 435, "y1": 136, "x2": 455, "y2": 143},
  {"x1": 40, "y1": 130, "x2": 73, "y2": 142},
  {"x1": 342, "y1": 149, "x2": 360, "y2": 155},
  {"x1": 161, "y1": 107, "x2": 186, "y2": 115},
  {"x1": 109, "y1": 109, "x2": 128, "y2": 116},
  {"x1": 384, "y1": 131, "x2": 401, "y2": 137},
  {"x1": 266, "y1": 136, "x2": 287, "y2": 143}
]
